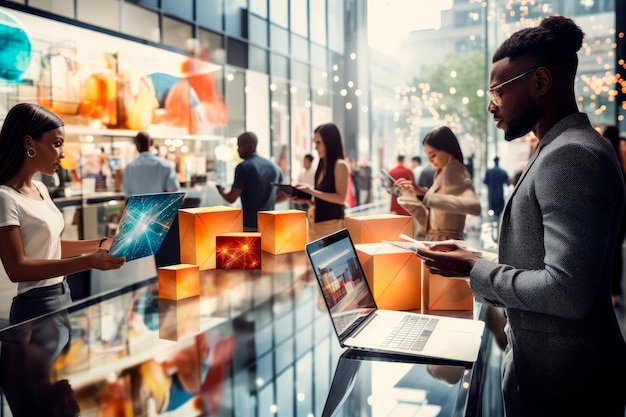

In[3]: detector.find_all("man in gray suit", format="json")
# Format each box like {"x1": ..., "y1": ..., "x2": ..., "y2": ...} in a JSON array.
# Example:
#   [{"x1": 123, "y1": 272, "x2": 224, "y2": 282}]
[{"x1": 417, "y1": 16, "x2": 626, "y2": 417}]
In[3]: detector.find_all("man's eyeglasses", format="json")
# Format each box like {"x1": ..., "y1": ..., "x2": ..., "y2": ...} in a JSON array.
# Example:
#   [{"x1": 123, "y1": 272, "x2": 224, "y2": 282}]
[{"x1": 487, "y1": 68, "x2": 537, "y2": 106}]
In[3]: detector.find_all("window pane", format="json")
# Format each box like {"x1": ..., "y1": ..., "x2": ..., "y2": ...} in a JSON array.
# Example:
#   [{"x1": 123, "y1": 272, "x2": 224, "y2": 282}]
[
  {"x1": 77, "y1": 0, "x2": 121, "y2": 32},
  {"x1": 249, "y1": 14, "x2": 268, "y2": 47},
  {"x1": 162, "y1": 0, "x2": 193, "y2": 22},
  {"x1": 290, "y1": 0, "x2": 308, "y2": 37},
  {"x1": 309, "y1": 0, "x2": 326, "y2": 46},
  {"x1": 270, "y1": 53, "x2": 289, "y2": 79},
  {"x1": 198, "y1": 29, "x2": 224, "y2": 64},
  {"x1": 291, "y1": 34, "x2": 308, "y2": 62},
  {"x1": 246, "y1": 70, "x2": 270, "y2": 155},
  {"x1": 225, "y1": 67, "x2": 245, "y2": 138},
  {"x1": 225, "y1": 0, "x2": 246, "y2": 36},
  {"x1": 29, "y1": 0, "x2": 74, "y2": 18},
  {"x1": 197, "y1": 0, "x2": 223, "y2": 31},
  {"x1": 271, "y1": 77, "x2": 290, "y2": 175},
  {"x1": 269, "y1": 0, "x2": 288, "y2": 28},
  {"x1": 249, "y1": 46, "x2": 269, "y2": 74},
  {"x1": 162, "y1": 16, "x2": 193, "y2": 51},
  {"x1": 249, "y1": 0, "x2": 268, "y2": 19},
  {"x1": 227, "y1": 38, "x2": 248, "y2": 68},
  {"x1": 327, "y1": 0, "x2": 344, "y2": 53},
  {"x1": 122, "y1": 4, "x2": 159, "y2": 43},
  {"x1": 270, "y1": 24, "x2": 289, "y2": 55}
]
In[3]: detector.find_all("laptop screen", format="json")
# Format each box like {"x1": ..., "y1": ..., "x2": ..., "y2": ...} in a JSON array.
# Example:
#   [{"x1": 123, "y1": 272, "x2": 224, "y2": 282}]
[
  {"x1": 108, "y1": 192, "x2": 185, "y2": 261},
  {"x1": 306, "y1": 229, "x2": 377, "y2": 340}
]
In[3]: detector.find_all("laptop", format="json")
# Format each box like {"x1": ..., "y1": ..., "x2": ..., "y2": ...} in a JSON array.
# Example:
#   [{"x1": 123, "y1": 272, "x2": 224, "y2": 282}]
[
  {"x1": 108, "y1": 192, "x2": 185, "y2": 261},
  {"x1": 305, "y1": 228, "x2": 485, "y2": 363}
]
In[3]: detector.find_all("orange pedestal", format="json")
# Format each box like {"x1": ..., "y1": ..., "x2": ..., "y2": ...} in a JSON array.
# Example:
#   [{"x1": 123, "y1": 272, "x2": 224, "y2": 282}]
[
  {"x1": 179, "y1": 205, "x2": 243, "y2": 270},
  {"x1": 421, "y1": 261, "x2": 474, "y2": 311},
  {"x1": 157, "y1": 263, "x2": 200, "y2": 300},
  {"x1": 216, "y1": 233, "x2": 262, "y2": 269},
  {"x1": 158, "y1": 296, "x2": 200, "y2": 341},
  {"x1": 257, "y1": 210, "x2": 307, "y2": 254},
  {"x1": 355, "y1": 242, "x2": 421, "y2": 311},
  {"x1": 345, "y1": 214, "x2": 413, "y2": 244}
]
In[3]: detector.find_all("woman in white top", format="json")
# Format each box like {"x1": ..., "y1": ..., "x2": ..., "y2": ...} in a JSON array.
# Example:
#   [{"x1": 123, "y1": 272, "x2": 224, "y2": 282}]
[{"x1": 0, "y1": 103, "x2": 125, "y2": 323}]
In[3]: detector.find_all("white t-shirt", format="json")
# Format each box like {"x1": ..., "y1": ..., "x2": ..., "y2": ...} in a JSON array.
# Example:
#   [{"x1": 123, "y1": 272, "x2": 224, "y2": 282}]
[{"x1": 0, "y1": 180, "x2": 65, "y2": 294}]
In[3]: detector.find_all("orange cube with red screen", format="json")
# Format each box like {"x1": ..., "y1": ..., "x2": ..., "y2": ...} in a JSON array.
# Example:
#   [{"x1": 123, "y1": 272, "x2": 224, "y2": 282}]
[
  {"x1": 216, "y1": 232, "x2": 262, "y2": 269},
  {"x1": 178, "y1": 205, "x2": 243, "y2": 270}
]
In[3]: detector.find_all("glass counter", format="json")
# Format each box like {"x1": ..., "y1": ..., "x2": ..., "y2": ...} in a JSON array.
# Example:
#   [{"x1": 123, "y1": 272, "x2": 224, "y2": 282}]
[{"x1": 0, "y1": 251, "x2": 495, "y2": 417}]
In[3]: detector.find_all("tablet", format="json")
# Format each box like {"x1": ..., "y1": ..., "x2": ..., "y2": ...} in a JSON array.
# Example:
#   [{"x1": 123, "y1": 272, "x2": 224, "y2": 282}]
[
  {"x1": 379, "y1": 170, "x2": 402, "y2": 197},
  {"x1": 272, "y1": 183, "x2": 312, "y2": 200},
  {"x1": 108, "y1": 192, "x2": 185, "y2": 261}
]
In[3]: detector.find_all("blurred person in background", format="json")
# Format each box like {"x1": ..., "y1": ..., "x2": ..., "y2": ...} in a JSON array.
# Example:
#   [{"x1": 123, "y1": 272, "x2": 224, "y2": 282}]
[
  {"x1": 388, "y1": 154, "x2": 415, "y2": 216},
  {"x1": 217, "y1": 131, "x2": 285, "y2": 231},
  {"x1": 123, "y1": 131, "x2": 180, "y2": 198},
  {"x1": 483, "y1": 156, "x2": 510, "y2": 218},
  {"x1": 395, "y1": 126, "x2": 481, "y2": 241},
  {"x1": 411, "y1": 156, "x2": 424, "y2": 185},
  {"x1": 292, "y1": 123, "x2": 349, "y2": 242}
]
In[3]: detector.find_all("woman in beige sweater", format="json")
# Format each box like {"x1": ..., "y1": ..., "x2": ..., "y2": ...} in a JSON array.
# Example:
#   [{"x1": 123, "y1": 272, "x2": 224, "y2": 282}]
[{"x1": 396, "y1": 126, "x2": 481, "y2": 241}]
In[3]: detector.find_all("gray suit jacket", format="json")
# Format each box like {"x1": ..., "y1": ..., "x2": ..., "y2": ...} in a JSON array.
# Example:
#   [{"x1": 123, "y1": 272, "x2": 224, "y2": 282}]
[{"x1": 471, "y1": 113, "x2": 626, "y2": 415}]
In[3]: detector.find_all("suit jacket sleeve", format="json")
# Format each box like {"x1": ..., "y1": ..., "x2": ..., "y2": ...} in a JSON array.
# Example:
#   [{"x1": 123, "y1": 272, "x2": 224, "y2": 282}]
[{"x1": 470, "y1": 140, "x2": 623, "y2": 320}]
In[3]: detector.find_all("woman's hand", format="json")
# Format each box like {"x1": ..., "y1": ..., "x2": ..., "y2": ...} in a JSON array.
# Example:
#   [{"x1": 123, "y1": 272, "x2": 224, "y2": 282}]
[
  {"x1": 89, "y1": 250, "x2": 125, "y2": 271},
  {"x1": 294, "y1": 183, "x2": 313, "y2": 194},
  {"x1": 395, "y1": 178, "x2": 427, "y2": 196}
]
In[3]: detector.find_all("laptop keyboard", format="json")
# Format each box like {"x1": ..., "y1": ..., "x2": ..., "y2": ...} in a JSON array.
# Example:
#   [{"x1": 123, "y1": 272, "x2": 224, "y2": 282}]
[{"x1": 381, "y1": 316, "x2": 439, "y2": 351}]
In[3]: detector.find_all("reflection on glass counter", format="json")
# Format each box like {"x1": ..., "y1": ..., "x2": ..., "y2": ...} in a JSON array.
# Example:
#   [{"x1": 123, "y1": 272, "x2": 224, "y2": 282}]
[{"x1": 0, "y1": 251, "x2": 493, "y2": 416}]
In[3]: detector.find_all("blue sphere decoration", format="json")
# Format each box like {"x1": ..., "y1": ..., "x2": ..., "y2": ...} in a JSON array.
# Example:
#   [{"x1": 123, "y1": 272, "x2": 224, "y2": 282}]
[{"x1": 0, "y1": 11, "x2": 32, "y2": 81}]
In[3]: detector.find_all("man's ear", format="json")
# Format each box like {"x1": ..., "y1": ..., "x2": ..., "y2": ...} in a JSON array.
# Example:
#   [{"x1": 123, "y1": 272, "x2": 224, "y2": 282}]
[{"x1": 534, "y1": 67, "x2": 552, "y2": 95}]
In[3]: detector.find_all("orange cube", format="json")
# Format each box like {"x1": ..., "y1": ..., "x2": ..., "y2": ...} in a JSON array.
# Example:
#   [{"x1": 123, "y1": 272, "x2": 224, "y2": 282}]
[
  {"x1": 179, "y1": 205, "x2": 243, "y2": 270},
  {"x1": 355, "y1": 242, "x2": 421, "y2": 311},
  {"x1": 257, "y1": 210, "x2": 307, "y2": 254},
  {"x1": 422, "y1": 261, "x2": 474, "y2": 311},
  {"x1": 216, "y1": 233, "x2": 262, "y2": 269},
  {"x1": 158, "y1": 296, "x2": 200, "y2": 341},
  {"x1": 158, "y1": 263, "x2": 200, "y2": 300},
  {"x1": 345, "y1": 214, "x2": 413, "y2": 244}
]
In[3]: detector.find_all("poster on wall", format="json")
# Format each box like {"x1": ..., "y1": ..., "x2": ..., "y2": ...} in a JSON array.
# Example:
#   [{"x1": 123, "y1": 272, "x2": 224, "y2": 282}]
[{"x1": 0, "y1": 7, "x2": 228, "y2": 136}]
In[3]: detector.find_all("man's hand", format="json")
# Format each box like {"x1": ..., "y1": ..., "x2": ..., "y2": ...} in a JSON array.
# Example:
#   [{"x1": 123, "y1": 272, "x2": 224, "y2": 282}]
[{"x1": 416, "y1": 242, "x2": 479, "y2": 277}]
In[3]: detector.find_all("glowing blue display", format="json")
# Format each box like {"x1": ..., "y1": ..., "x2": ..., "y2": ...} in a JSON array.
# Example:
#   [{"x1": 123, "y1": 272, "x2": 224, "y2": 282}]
[{"x1": 109, "y1": 192, "x2": 185, "y2": 261}]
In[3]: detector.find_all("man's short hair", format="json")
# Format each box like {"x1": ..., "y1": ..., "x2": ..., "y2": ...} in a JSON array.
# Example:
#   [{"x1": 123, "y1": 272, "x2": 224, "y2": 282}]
[
  {"x1": 412, "y1": 156, "x2": 421, "y2": 164},
  {"x1": 304, "y1": 154, "x2": 314, "y2": 163},
  {"x1": 238, "y1": 131, "x2": 259, "y2": 148},
  {"x1": 397, "y1": 155, "x2": 405, "y2": 163}
]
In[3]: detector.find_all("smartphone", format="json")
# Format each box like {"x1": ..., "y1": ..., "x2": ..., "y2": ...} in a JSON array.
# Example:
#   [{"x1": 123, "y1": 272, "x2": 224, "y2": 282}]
[{"x1": 379, "y1": 170, "x2": 402, "y2": 197}]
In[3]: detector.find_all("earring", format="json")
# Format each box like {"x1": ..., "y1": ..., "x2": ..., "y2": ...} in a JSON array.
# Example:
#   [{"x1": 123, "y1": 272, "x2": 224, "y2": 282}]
[{"x1": 27, "y1": 148, "x2": 36, "y2": 158}]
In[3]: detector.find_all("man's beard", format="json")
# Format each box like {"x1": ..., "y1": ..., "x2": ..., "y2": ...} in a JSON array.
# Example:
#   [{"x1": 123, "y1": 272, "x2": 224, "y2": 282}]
[{"x1": 503, "y1": 107, "x2": 539, "y2": 141}]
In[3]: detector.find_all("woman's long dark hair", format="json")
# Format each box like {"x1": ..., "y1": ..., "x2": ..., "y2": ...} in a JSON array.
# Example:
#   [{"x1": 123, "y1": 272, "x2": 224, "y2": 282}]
[
  {"x1": 314, "y1": 123, "x2": 345, "y2": 177},
  {"x1": 0, "y1": 103, "x2": 64, "y2": 185},
  {"x1": 422, "y1": 126, "x2": 464, "y2": 163}
]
